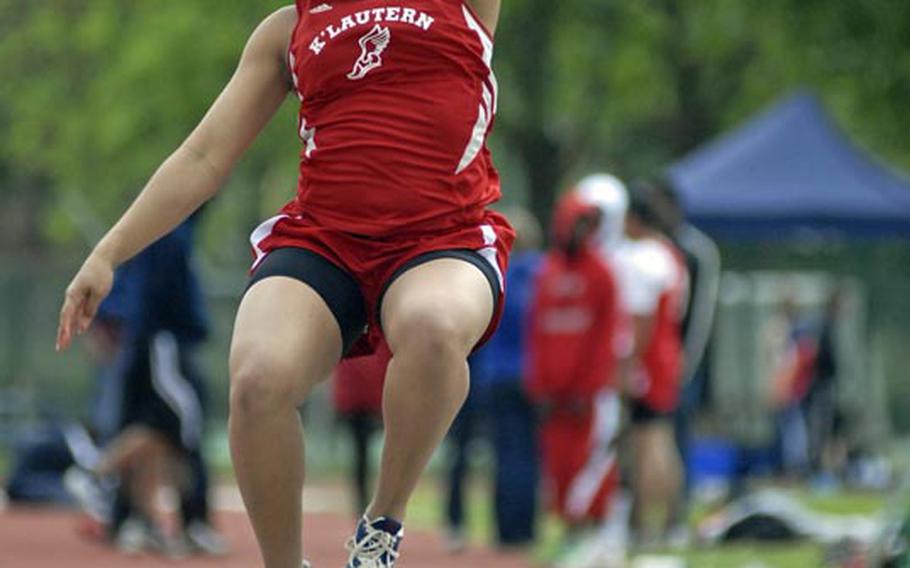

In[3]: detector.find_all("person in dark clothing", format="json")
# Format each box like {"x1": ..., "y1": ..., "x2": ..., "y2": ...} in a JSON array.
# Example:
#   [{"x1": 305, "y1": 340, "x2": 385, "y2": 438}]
[
  {"x1": 651, "y1": 180, "x2": 721, "y2": 404},
  {"x1": 651, "y1": 180, "x2": 721, "y2": 544},
  {"x1": 442, "y1": 366, "x2": 486, "y2": 552},
  {"x1": 477, "y1": 246, "x2": 542, "y2": 548},
  {"x1": 71, "y1": 215, "x2": 226, "y2": 555},
  {"x1": 804, "y1": 288, "x2": 845, "y2": 481},
  {"x1": 443, "y1": 207, "x2": 542, "y2": 550}
]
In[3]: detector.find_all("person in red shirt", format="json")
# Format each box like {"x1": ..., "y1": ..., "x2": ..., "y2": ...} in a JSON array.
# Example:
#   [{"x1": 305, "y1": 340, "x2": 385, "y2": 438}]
[
  {"x1": 769, "y1": 298, "x2": 819, "y2": 478},
  {"x1": 527, "y1": 193, "x2": 622, "y2": 529},
  {"x1": 56, "y1": 2, "x2": 512, "y2": 567}
]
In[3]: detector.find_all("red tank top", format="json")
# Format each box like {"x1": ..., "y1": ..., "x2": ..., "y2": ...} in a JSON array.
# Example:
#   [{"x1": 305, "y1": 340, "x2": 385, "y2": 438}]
[{"x1": 285, "y1": 0, "x2": 501, "y2": 236}]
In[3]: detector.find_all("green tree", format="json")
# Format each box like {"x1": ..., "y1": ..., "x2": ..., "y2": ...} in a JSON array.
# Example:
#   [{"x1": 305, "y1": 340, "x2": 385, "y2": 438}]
[
  {"x1": 492, "y1": 0, "x2": 910, "y2": 225},
  {"x1": 0, "y1": 0, "x2": 294, "y2": 258}
]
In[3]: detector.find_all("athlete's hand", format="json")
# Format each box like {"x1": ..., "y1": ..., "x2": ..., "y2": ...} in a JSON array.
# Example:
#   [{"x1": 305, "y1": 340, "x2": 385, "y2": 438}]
[{"x1": 56, "y1": 253, "x2": 115, "y2": 352}]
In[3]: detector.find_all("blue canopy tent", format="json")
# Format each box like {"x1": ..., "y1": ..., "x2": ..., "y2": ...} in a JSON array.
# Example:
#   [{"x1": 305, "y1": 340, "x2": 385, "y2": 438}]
[{"x1": 667, "y1": 92, "x2": 910, "y2": 239}]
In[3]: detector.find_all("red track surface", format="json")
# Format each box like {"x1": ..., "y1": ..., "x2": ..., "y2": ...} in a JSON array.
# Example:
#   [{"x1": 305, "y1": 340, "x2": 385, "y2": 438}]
[{"x1": 0, "y1": 507, "x2": 533, "y2": 568}]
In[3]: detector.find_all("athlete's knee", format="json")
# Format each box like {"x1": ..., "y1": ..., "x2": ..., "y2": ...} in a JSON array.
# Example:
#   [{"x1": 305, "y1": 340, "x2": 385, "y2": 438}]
[
  {"x1": 229, "y1": 350, "x2": 307, "y2": 418},
  {"x1": 386, "y1": 305, "x2": 474, "y2": 361}
]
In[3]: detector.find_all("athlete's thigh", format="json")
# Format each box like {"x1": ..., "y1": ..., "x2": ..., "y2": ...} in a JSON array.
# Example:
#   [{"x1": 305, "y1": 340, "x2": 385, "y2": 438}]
[
  {"x1": 380, "y1": 258, "x2": 494, "y2": 352},
  {"x1": 633, "y1": 419, "x2": 673, "y2": 465},
  {"x1": 230, "y1": 277, "x2": 342, "y2": 397}
]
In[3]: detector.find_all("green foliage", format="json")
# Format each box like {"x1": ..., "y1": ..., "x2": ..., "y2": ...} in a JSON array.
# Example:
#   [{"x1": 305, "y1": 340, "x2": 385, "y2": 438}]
[
  {"x1": 492, "y1": 0, "x2": 910, "y2": 222},
  {"x1": 0, "y1": 0, "x2": 908, "y2": 247},
  {"x1": 0, "y1": 0, "x2": 293, "y2": 251}
]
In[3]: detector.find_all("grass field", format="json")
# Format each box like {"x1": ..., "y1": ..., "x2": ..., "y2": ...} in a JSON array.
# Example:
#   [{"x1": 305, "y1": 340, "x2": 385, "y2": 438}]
[{"x1": 403, "y1": 479, "x2": 887, "y2": 568}]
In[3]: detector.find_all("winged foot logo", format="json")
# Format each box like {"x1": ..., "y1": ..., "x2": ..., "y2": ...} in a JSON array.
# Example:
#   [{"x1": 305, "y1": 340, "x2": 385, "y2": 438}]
[{"x1": 348, "y1": 25, "x2": 391, "y2": 80}]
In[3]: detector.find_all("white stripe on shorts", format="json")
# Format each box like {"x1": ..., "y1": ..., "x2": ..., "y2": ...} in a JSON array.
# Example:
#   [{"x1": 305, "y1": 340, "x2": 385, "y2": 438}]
[
  {"x1": 249, "y1": 214, "x2": 289, "y2": 270},
  {"x1": 477, "y1": 224, "x2": 503, "y2": 289}
]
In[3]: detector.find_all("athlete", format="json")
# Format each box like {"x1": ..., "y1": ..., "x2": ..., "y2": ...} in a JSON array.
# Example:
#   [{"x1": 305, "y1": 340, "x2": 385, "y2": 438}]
[
  {"x1": 56, "y1": 2, "x2": 512, "y2": 567},
  {"x1": 527, "y1": 193, "x2": 621, "y2": 529},
  {"x1": 577, "y1": 174, "x2": 688, "y2": 547},
  {"x1": 616, "y1": 185, "x2": 688, "y2": 546}
]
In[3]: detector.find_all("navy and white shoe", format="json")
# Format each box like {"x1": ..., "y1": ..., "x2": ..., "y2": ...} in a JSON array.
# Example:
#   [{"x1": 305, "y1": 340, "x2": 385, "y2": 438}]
[{"x1": 345, "y1": 516, "x2": 404, "y2": 568}]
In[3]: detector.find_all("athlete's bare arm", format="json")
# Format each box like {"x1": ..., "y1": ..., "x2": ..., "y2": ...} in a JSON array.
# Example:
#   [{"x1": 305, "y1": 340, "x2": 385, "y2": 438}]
[
  {"x1": 56, "y1": 7, "x2": 296, "y2": 351},
  {"x1": 467, "y1": 0, "x2": 501, "y2": 34}
]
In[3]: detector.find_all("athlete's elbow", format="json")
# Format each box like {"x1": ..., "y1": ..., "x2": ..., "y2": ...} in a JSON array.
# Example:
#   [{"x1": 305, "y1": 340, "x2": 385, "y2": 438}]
[{"x1": 176, "y1": 143, "x2": 229, "y2": 198}]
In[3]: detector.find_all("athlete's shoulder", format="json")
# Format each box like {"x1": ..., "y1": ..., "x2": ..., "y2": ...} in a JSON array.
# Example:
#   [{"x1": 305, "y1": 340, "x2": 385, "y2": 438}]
[
  {"x1": 248, "y1": 6, "x2": 298, "y2": 55},
  {"x1": 262, "y1": 6, "x2": 298, "y2": 39},
  {"x1": 465, "y1": 0, "x2": 501, "y2": 35},
  {"x1": 266, "y1": 5, "x2": 298, "y2": 29},
  {"x1": 235, "y1": 5, "x2": 298, "y2": 84}
]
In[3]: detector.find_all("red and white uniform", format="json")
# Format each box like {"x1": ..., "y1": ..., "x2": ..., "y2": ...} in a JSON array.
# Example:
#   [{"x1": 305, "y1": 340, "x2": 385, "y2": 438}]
[
  {"x1": 251, "y1": 1, "x2": 514, "y2": 353},
  {"x1": 614, "y1": 237, "x2": 688, "y2": 413},
  {"x1": 527, "y1": 196, "x2": 621, "y2": 522},
  {"x1": 527, "y1": 254, "x2": 619, "y2": 406},
  {"x1": 258, "y1": 0, "x2": 502, "y2": 238}
]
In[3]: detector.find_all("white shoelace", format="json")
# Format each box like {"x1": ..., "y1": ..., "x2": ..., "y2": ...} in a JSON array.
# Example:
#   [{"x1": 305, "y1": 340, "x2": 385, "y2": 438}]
[{"x1": 345, "y1": 524, "x2": 400, "y2": 567}]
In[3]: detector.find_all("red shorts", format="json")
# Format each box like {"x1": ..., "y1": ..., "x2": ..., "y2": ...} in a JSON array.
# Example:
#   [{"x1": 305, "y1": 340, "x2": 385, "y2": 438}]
[{"x1": 248, "y1": 210, "x2": 514, "y2": 357}]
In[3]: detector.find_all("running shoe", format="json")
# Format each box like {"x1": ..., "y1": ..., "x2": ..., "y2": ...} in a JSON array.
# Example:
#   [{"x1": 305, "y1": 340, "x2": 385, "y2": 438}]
[
  {"x1": 664, "y1": 523, "x2": 691, "y2": 550},
  {"x1": 345, "y1": 516, "x2": 404, "y2": 568},
  {"x1": 182, "y1": 520, "x2": 230, "y2": 555},
  {"x1": 115, "y1": 516, "x2": 184, "y2": 557},
  {"x1": 444, "y1": 527, "x2": 467, "y2": 554}
]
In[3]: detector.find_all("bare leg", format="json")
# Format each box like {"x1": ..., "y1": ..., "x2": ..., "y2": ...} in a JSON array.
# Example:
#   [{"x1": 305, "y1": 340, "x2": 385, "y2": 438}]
[
  {"x1": 128, "y1": 433, "x2": 173, "y2": 524},
  {"x1": 229, "y1": 278, "x2": 342, "y2": 568},
  {"x1": 99, "y1": 426, "x2": 174, "y2": 523},
  {"x1": 631, "y1": 427, "x2": 652, "y2": 537},
  {"x1": 656, "y1": 425, "x2": 684, "y2": 534},
  {"x1": 97, "y1": 426, "x2": 161, "y2": 476},
  {"x1": 368, "y1": 259, "x2": 494, "y2": 520},
  {"x1": 631, "y1": 422, "x2": 682, "y2": 538}
]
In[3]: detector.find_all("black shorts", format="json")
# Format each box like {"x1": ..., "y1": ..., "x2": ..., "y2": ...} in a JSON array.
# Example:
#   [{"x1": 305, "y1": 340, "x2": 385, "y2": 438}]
[
  {"x1": 117, "y1": 332, "x2": 204, "y2": 453},
  {"x1": 629, "y1": 399, "x2": 675, "y2": 425},
  {"x1": 247, "y1": 247, "x2": 501, "y2": 356}
]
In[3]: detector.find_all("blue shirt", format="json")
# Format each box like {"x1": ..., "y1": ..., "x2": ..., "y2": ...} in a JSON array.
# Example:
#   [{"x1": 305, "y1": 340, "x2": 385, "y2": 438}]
[
  {"x1": 97, "y1": 217, "x2": 209, "y2": 343},
  {"x1": 471, "y1": 251, "x2": 542, "y2": 388}
]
